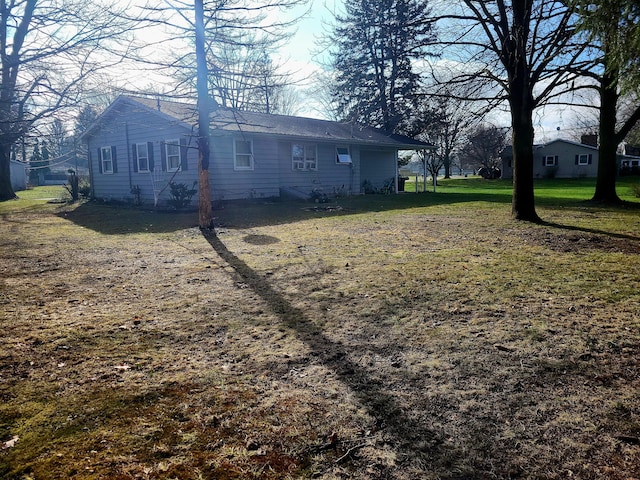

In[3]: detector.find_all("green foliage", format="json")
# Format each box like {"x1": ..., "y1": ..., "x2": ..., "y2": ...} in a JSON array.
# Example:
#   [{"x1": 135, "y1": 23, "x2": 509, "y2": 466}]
[
  {"x1": 328, "y1": 0, "x2": 435, "y2": 134},
  {"x1": 167, "y1": 181, "x2": 197, "y2": 209}
]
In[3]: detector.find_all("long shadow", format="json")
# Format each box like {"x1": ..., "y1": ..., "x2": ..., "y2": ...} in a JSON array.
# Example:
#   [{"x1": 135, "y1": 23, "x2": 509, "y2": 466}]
[
  {"x1": 201, "y1": 228, "x2": 465, "y2": 477},
  {"x1": 542, "y1": 220, "x2": 640, "y2": 243}
]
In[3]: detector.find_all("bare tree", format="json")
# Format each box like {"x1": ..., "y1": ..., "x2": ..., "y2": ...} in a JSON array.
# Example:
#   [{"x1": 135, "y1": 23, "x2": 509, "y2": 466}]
[
  {"x1": 465, "y1": 124, "x2": 508, "y2": 175},
  {"x1": 436, "y1": 0, "x2": 592, "y2": 221},
  {"x1": 0, "y1": 0, "x2": 139, "y2": 201}
]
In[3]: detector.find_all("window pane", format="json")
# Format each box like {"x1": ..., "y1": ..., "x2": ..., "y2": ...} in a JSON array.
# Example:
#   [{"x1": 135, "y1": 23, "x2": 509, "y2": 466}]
[{"x1": 236, "y1": 140, "x2": 252, "y2": 155}]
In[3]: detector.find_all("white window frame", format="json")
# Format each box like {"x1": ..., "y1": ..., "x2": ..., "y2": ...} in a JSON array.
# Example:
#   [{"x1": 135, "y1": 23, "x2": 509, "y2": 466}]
[
  {"x1": 136, "y1": 143, "x2": 150, "y2": 172},
  {"x1": 100, "y1": 146, "x2": 113, "y2": 174},
  {"x1": 234, "y1": 138, "x2": 254, "y2": 171},
  {"x1": 336, "y1": 146, "x2": 352, "y2": 164},
  {"x1": 292, "y1": 143, "x2": 317, "y2": 171},
  {"x1": 165, "y1": 139, "x2": 181, "y2": 172},
  {"x1": 543, "y1": 155, "x2": 557, "y2": 167},
  {"x1": 577, "y1": 154, "x2": 589, "y2": 166}
]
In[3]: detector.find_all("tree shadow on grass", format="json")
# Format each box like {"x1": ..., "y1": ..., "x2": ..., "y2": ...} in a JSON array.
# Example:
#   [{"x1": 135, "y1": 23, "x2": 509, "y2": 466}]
[{"x1": 201, "y1": 228, "x2": 469, "y2": 478}]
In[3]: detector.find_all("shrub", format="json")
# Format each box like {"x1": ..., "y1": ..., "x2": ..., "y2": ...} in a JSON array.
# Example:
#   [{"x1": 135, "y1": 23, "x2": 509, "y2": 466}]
[
  {"x1": 168, "y1": 181, "x2": 197, "y2": 209},
  {"x1": 632, "y1": 183, "x2": 640, "y2": 198}
]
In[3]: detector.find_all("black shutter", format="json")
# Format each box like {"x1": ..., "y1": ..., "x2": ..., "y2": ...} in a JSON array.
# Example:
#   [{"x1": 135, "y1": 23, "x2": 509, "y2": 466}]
[
  {"x1": 542, "y1": 157, "x2": 546, "y2": 167},
  {"x1": 575, "y1": 155, "x2": 579, "y2": 165},
  {"x1": 180, "y1": 138, "x2": 188, "y2": 171},
  {"x1": 132, "y1": 144, "x2": 138, "y2": 172},
  {"x1": 555, "y1": 156, "x2": 558, "y2": 166},
  {"x1": 111, "y1": 146, "x2": 118, "y2": 173},
  {"x1": 147, "y1": 142, "x2": 154, "y2": 171},
  {"x1": 160, "y1": 141, "x2": 166, "y2": 171},
  {"x1": 588, "y1": 154, "x2": 593, "y2": 165},
  {"x1": 97, "y1": 148, "x2": 102, "y2": 173}
]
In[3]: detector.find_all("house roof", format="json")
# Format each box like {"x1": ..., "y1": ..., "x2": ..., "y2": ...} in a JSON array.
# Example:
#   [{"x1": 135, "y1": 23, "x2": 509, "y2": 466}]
[
  {"x1": 536, "y1": 138, "x2": 599, "y2": 151},
  {"x1": 83, "y1": 95, "x2": 432, "y2": 150}
]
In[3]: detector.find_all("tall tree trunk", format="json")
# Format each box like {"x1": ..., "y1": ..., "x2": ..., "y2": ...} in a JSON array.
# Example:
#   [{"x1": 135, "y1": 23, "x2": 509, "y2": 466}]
[
  {"x1": 0, "y1": 144, "x2": 17, "y2": 201},
  {"x1": 509, "y1": 88, "x2": 541, "y2": 222},
  {"x1": 195, "y1": 0, "x2": 213, "y2": 229},
  {"x1": 592, "y1": 63, "x2": 621, "y2": 203}
]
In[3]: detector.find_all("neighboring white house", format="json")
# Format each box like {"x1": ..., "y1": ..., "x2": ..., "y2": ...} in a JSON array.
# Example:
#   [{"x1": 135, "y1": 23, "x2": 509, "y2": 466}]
[
  {"x1": 80, "y1": 95, "x2": 431, "y2": 205},
  {"x1": 501, "y1": 139, "x2": 599, "y2": 180},
  {"x1": 10, "y1": 160, "x2": 26, "y2": 191}
]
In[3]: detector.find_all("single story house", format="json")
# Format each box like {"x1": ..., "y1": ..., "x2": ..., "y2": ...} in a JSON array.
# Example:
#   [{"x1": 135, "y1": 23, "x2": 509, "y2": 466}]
[
  {"x1": 80, "y1": 95, "x2": 431, "y2": 205},
  {"x1": 10, "y1": 160, "x2": 26, "y2": 191},
  {"x1": 501, "y1": 139, "x2": 599, "y2": 179}
]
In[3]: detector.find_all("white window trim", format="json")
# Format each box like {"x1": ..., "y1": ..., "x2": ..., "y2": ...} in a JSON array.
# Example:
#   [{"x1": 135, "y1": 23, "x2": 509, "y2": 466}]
[
  {"x1": 336, "y1": 146, "x2": 352, "y2": 164},
  {"x1": 165, "y1": 139, "x2": 181, "y2": 172},
  {"x1": 233, "y1": 138, "x2": 254, "y2": 171},
  {"x1": 101, "y1": 146, "x2": 113, "y2": 174},
  {"x1": 136, "y1": 143, "x2": 150, "y2": 172},
  {"x1": 544, "y1": 155, "x2": 556, "y2": 167},
  {"x1": 578, "y1": 154, "x2": 589, "y2": 166},
  {"x1": 292, "y1": 143, "x2": 317, "y2": 171}
]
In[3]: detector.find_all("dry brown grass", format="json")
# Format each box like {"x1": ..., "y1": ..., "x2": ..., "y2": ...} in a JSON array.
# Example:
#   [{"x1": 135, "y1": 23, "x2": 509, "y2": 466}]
[{"x1": 1, "y1": 190, "x2": 639, "y2": 479}]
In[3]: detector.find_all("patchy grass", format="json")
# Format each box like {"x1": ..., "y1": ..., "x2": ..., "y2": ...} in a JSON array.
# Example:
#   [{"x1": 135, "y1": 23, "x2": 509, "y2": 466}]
[{"x1": 1, "y1": 185, "x2": 639, "y2": 479}]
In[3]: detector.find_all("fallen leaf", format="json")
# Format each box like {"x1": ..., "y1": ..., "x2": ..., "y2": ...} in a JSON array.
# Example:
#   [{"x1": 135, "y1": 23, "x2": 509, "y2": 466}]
[{"x1": 2, "y1": 436, "x2": 19, "y2": 450}]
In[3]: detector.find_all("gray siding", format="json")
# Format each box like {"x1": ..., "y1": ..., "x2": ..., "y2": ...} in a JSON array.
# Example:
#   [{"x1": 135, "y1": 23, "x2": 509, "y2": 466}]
[
  {"x1": 360, "y1": 149, "x2": 397, "y2": 190},
  {"x1": 534, "y1": 142, "x2": 598, "y2": 178},
  {"x1": 87, "y1": 104, "x2": 197, "y2": 205},
  {"x1": 277, "y1": 141, "x2": 360, "y2": 197},
  {"x1": 209, "y1": 134, "x2": 280, "y2": 200}
]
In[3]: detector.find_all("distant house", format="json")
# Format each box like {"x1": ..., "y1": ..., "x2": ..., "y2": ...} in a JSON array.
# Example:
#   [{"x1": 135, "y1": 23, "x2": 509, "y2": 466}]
[
  {"x1": 10, "y1": 160, "x2": 26, "y2": 191},
  {"x1": 501, "y1": 139, "x2": 599, "y2": 179},
  {"x1": 80, "y1": 95, "x2": 431, "y2": 205}
]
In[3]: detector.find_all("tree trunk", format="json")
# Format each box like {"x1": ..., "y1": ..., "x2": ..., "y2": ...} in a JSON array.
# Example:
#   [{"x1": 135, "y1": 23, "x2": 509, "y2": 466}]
[
  {"x1": 0, "y1": 144, "x2": 17, "y2": 201},
  {"x1": 592, "y1": 65, "x2": 621, "y2": 203},
  {"x1": 195, "y1": 0, "x2": 213, "y2": 229},
  {"x1": 510, "y1": 96, "x2": 541, "y2": 222}
]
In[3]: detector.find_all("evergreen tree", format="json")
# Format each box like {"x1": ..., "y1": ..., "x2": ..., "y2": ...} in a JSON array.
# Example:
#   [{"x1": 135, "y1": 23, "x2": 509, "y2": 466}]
[{"x1": 328, "y1": 0, "x2": 435, "y2": 134}]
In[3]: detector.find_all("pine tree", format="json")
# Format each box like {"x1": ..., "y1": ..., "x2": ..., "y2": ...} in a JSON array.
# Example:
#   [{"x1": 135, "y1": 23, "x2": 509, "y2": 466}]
[{"x1": 328, "y1": 0, "x2": 435, "y2": 134}]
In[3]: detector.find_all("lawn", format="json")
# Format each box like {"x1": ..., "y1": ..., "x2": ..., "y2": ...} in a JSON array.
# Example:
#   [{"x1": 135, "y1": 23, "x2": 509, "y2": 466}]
[{"x1": 1, "y1": 182, "x2": 639, "y2": 479}]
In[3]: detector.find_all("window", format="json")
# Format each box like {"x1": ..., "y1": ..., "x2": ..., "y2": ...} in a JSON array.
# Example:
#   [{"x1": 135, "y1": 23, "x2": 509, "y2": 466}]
[
  {"x1": 543, "y1": 155, "x2": 557, "y2": 167},
  {"x1": 136, "y1": 143, "x2": 149, "y2": 172},
  {"x1": 292, "y1": 143, "x2": 317, "y2": 170},
  {"x1": 234, "y1": 139, "x2": 254, "y2": 170},
  {"x1": 336, "y1": 146, "x2": 352, "y2": 164},
  {"x1": 100, "y1": 146, "x2": 113, "y2": 174},
  {"x1": 577, "y1": 154, "x2": 589, "y2": 166},
  {"x1": 165, "y1": 139, "x2": 181, "y2": 171}
]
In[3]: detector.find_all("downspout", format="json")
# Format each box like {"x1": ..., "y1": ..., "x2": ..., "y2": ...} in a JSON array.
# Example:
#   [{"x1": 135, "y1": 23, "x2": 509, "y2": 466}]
[
  {"x1": 125, "y1": 122, "x2": 132, "y2": 191},
  {"x1": 395, "y1": 150, "x2": 399, "y2": 194}
]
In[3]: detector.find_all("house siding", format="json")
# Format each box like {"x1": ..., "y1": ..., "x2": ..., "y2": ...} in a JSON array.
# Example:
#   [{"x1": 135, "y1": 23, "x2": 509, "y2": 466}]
[
  {"x1": 534, "y1": 142, "x2": 598, "y2": 178},
  {"x1": 360, "y1": 149, "x2": 397, "y2": 190},
  {"x1": 87, "y1": 103, "x2": 197, "y2": 205},
  {"x1": 209, "y1": 134, "x2": 280, "y2": 200}
]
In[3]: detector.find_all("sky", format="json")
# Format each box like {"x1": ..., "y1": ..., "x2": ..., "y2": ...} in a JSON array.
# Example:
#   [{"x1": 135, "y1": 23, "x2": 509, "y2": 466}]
[{"x1": 113, "y1": 0, "x2": 593, "y2": 144}]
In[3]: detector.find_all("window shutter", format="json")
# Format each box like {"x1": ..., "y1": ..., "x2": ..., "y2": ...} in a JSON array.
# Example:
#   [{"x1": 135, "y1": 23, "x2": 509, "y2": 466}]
[
  {"x1": 180, "y1": 138, "x2": 188, "y2": 171},
  {"x1": 97, "y1": 148, "x2": 102, "y2": 173},
  {"x1": 588, "y1": 154, "x2": 593, "y2": 165},
  {"x1": 111, "y1": 146, "x2": 118, "y2": 173},
  {"x1": 575, "y1": 155, "x2": 579, "y2": 165},
  {"x1": 147, "y1": 142, "x2": 154, "y2": 171},
  {"x1": 132, "y1": 144, "x2": 138, "y2": 172},
  {"x1": 555, "y1": 156, "x2": 558, "y2": 166},
  {"x1": 160, "y1": 141, "x2": 166, "y2": 171},
  {"x1": 542, "y1": 157, "x2": 546, "y2": 166}
]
